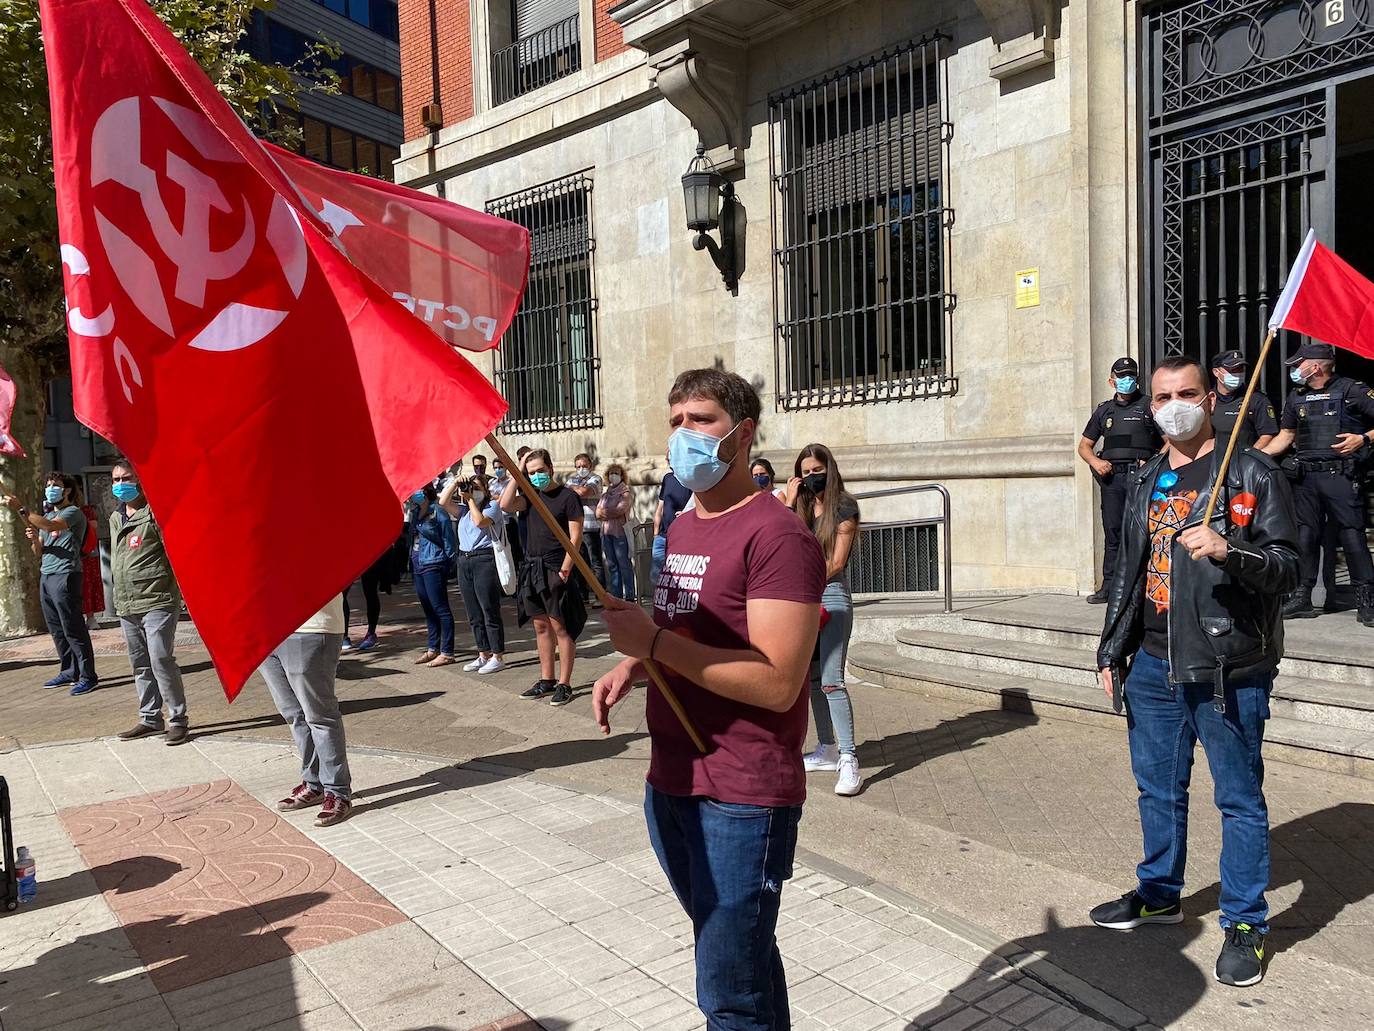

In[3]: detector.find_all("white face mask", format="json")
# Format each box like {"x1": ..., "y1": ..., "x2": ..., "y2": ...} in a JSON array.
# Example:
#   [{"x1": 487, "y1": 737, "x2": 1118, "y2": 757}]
[
  {"x1": 470, "y1": 491, "x2": 485, "y2": 506},
  {"x1": 1153, "y1": 399, "x2": 1208, "y2": 441},
  {"x1": 609, "y1": 473, "x2": 622, "y2": 485}
]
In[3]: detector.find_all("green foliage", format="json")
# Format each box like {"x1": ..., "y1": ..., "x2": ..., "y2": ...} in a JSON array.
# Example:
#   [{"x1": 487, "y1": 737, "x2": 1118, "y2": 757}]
[{"x1": 0, "y1": 0, "x2": 336, "y2": 377}]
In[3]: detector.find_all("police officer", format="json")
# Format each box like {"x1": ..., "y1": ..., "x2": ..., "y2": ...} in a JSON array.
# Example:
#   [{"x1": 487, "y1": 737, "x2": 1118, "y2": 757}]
[
  {"x1": 1262, "y1": 342, "x2": 1374, "y2": 624},
  {"x1": 1210, "y1": 349, "x2": 1278, "y2": 453},
  {"x1": 1079, "y1": 357, "x2": 1163, "y2": 604}
]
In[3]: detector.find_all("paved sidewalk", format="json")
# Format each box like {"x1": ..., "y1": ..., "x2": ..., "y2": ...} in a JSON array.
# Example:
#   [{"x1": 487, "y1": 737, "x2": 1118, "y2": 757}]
[
  {"x1": 4, "y1": 596, "x2": 1374, "y2": 1029},
  {"x1": 1, "y1": 736, "x2": 1117, "y2": 1031}
]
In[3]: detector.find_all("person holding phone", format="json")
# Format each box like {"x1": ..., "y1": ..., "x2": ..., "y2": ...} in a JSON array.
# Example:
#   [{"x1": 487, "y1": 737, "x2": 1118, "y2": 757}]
[
  {"x1": 408, "y1": 482, "x2": 457, "y2": 667},
  {"x1": 440, "y1": 473, "x2": 508, "y2": 674}
]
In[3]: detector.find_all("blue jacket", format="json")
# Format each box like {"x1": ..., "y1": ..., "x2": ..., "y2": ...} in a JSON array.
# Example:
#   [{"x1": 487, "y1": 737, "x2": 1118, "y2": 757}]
[{"x1": 410, "y1": 504, "x2": 456, "y2": 571}]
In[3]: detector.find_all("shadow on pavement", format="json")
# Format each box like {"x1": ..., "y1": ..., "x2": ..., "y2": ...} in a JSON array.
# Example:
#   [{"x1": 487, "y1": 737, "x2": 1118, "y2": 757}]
[
  {"x1": 858, "y1": 710, "x2": 1035, "y2": 791},
  {"x1": 16, "y1": 855, "x2": 184, "y2": 912},
  {"x1": 0, "y1": 893, "x2": 328, "y2": 1029},
  {"x1": 911, "y1": 802, "x2": 1374, "y2": 1029},
  {"x1": 350, "y1": 733, "x2": 649, "y2": 816},
  {"x1": 186, "y1": 689, "x2": 445, "y2": 740}
]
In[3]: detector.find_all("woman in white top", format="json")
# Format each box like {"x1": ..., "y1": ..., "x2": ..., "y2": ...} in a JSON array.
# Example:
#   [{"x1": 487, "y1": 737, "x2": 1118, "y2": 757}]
[{"x1": 440, "y1": 474, "x2": 508, "y2": 673}]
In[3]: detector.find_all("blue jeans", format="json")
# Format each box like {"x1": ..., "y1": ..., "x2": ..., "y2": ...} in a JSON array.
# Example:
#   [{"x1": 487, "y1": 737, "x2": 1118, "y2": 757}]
[
  {"x1": 651, "y1": 534, "x2": 668, "y2": 589},
  {"x1": 810, "y1": 580, "x2": 855, "y2": 755},
  {"x1": 603, "y1": 533, "x2": 636, "y2": 601},
  {"x1": 1124, "y1": 649, "x2": 1271, "y2": 931},
  {"x1": 414, "y1": 565, "x2": 455, "y2": 655},
  {"x1": 645, "y1": 785, "x2": 801, "y2": 1030}
]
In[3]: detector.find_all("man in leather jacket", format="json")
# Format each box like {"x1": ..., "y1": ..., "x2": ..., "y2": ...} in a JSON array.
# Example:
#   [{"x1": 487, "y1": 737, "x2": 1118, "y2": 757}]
[{"x1": 1092, "y1": 356, "x2": 1299, "y2": 989}]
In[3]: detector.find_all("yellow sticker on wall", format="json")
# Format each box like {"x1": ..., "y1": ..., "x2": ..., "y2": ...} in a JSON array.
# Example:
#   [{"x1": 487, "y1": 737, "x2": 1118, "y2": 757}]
[{"x1": 1015, "y1": 268, "x2": 1040, "y2": 309}]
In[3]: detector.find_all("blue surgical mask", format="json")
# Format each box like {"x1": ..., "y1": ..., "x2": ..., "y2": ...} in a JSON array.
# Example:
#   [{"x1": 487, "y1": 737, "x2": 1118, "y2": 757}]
[
  {"x1": 411, "y1": 490, "x2": 426, "y2": 504},
  {"x1": 668, "y1": 422, "x2": 742, "y2": 493},
  {"x1": 529, "y1": 472, "x2": 552, "y2": 490},
  {"x1": 1290, "y1": 365, "x2": 1310, "y2": 385},
  {"x1": 44, "y1": 485, "x2": 63, "y2": 505},
  {"x1": 754, "y1": 474, "x2": 771, "y2": 488},
  {"x1": 1221, "y1": 372, "x2": 1242, "y2": 390},
  {"x1": 1114, "y1": 376, "x2": 1137, "y2": 394},
  {"x1": 111, "y1": 482, "x2": 139, "y2": 503}
]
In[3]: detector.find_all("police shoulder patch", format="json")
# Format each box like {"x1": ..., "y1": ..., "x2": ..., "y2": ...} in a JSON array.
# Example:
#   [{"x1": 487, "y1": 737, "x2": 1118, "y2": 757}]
[{"x1": 1105, "y1": 416, "x2": 1114, "y2": 429}]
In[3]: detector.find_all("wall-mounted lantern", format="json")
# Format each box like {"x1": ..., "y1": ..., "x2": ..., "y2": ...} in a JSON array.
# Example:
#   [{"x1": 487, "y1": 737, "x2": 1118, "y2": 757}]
[{"x1": 681, "y1": 144, "x2": 738, "y2": 294}]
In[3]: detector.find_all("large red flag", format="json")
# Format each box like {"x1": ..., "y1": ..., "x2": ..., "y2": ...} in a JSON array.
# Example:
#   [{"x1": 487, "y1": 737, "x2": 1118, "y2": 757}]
[
  {"x1": 1269, "y1": 228, "x2": 1374, "y2": 359},
  {"x1": 41, "y1": 0, "x2": 529, "y2": 697}
]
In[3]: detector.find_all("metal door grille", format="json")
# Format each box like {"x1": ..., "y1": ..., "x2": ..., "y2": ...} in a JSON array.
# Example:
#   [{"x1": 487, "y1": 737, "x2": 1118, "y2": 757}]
[
  {"x1": 768, "y1": 35, "x2": 955, "y2": 411},
  {"x1": 849, "y1": 523, "x2": 940, "y2": 594},
  {"x1": 1152, "y1": 95, "x2": 1327, "y2": 382},
  {"x1": 487, "y1": 175, "x2": 602, "y2": 433},
  {"x1": 1148, "y1": 0, "x2": 1374, "y2": 121}
]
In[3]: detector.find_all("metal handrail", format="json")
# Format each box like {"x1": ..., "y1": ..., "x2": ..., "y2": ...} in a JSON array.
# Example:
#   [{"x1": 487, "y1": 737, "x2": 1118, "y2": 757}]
[{"x1": 851, "y1": 483, "x2": 953, "y2": 613}]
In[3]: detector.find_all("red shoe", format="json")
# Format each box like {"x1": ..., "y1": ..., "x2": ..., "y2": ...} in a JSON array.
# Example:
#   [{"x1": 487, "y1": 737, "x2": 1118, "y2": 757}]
[
  {"x1": 277, "y1": 783, "x2": 325, "y2": 811},
  {"x1": 315, "y1": 793, "x2": 353, "y2": 827}
]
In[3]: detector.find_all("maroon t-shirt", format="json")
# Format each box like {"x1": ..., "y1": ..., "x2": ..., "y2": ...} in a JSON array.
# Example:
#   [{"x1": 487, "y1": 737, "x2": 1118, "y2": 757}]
[{"x1": 647, "y1": 491, "x2": 826, "y2": 807}]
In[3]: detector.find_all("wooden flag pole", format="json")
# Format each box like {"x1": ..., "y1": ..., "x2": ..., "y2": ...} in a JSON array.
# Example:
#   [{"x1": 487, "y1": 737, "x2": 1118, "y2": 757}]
[
  {"x1": 1200, "y1": 328, "x2": 1276, "y2": 526},
  {"x1": 484, "y1": 434, "x2": 707, "y2": 754}
]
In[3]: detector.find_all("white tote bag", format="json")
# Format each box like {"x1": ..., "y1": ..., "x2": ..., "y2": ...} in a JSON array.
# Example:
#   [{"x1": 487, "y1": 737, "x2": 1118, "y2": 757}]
[{"x1": 491, "y1": 516, "x2": 518, "y2": 595}]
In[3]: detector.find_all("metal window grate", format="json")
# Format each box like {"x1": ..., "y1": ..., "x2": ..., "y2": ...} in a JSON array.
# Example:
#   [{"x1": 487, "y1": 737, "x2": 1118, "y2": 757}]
[
  {"x1": 849, "y1": 523, "x2": 940, "y2": 594},
  {"x1": 487, "y1": 175, "x2": 602, "y2": 433},
  {"x1": 768, "y1": 35, "x2": 955, "y2": 412},
  {"x1": 491, "y1": 13, "x2": 582, "y2": 107}
]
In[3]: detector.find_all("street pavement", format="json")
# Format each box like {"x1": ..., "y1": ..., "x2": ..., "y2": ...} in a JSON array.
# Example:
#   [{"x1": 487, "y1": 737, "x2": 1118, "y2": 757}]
[{"x1": 2, "y1": 593, "x2": 1373, "y2": 1030}]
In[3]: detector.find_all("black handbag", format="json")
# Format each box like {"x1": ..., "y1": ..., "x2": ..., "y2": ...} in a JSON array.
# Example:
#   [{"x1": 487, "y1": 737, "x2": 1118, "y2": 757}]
[{"x1": 2, "y1": 776, "x2": 18, "y2": 912}]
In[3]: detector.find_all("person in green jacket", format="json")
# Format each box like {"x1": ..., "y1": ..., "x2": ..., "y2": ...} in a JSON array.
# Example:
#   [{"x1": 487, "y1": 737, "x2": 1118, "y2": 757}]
[{"x1": 109, "y1": 459, "x2": 190, "y2": 745}]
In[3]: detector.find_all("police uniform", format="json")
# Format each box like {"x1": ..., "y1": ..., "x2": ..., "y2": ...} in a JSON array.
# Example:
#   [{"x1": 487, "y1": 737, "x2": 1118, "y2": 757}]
[
  {"x1": 1083, "y1": 388, "x2": 1163, "y2": 593},
  {"x1": 1212, "y1": 390, "x2": 1278, "y2": 453},
  {"x1": 1280, "y1": 372, "x2": 1374, "y2": 610}
]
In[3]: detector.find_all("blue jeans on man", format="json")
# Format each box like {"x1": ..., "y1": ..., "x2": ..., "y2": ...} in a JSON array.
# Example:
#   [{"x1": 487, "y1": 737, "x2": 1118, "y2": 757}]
[
  {"x1": 645, "y1": 785, "x2": 802, "y2": 1030},
  {"x1": 1124, "y1": 648, "x2": 1271, "y2": 932}
]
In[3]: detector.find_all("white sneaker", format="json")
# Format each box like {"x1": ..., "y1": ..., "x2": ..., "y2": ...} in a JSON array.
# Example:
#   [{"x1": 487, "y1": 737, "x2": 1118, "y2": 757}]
[
  {"x1": 479, "y1": 657, "x2": 506, "y2": 674},
  {"x1": 835, "y1": 754, "x2": 863, "y2": 796},
  {"x1": 803, "y1": 744, "x2": 840, "y2": 772},
  {"x1": 463, "y1": 658, "x2": 485, "y2": 672}
]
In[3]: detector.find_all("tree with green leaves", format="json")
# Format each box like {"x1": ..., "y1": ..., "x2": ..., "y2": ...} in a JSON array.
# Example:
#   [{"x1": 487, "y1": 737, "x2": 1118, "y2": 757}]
[{"x1": 0, "y1": 0, "x2": 331, "y2": 633}]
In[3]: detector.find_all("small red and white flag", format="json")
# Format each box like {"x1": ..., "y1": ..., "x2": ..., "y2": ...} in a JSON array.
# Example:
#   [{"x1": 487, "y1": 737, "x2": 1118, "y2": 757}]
[
  {"x1": 1269, "y1": 228, "x2": 1374, "y2": 359},
  {"x1": 41, "y1": 0, "x2": 529, "y2": 698},
  {"x1": 0, "y1": 363, "x2": 27, "y2": 458}
]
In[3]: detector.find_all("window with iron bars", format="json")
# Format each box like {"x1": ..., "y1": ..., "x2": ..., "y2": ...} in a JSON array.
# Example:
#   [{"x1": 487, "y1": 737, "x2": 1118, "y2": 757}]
[
  {"x1": 769, "y1": 35, "x2": 955, "y2": 410},
  {"x1": 486, "y1": 175, "x2": 601, "y2": 433}
]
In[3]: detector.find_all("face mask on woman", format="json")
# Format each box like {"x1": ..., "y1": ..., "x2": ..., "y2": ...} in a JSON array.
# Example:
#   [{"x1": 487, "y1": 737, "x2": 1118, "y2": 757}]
[
  {"x1": 754, "y1": 474, "x2": 771, "y2": 489},
  {"x1": 529, "y1": 471, "x2": 553, "y2": 490},
  {"x1": 608, "y1": 473, "x2": 622, "y2": 486},
  {"x1": 802, "y1": 472, "x2": 828, "y2": 495},
  {"x1": 411, "y1": 490, "x2": 426, "y2": 505},
  {"x1": 469, "y1": 490, "x2": 485, "y2": 506},
  {"x1": 44, "y1": 485, "x2": 64, "y2": 505}
]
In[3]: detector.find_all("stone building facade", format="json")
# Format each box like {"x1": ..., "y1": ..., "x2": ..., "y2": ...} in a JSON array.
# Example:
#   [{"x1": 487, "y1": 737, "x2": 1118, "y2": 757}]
[{"x1": 394, "y1": 0, "x2": 1374, "y2": 596}]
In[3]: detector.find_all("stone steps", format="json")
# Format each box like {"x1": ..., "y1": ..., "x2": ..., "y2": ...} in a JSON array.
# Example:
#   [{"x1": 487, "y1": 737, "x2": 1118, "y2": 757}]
[
  {"x1": 848, "y1": 642, "x2": 1374, "y2": 781},
  {"x1": 893, "y1": 627, "x2": 1374, "y2": 733}
]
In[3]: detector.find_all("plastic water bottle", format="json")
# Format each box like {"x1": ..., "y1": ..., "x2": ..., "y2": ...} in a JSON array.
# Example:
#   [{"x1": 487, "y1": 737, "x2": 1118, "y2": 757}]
[{"x1": 15, "y1": 846, "x2": 36, "y2": 903}]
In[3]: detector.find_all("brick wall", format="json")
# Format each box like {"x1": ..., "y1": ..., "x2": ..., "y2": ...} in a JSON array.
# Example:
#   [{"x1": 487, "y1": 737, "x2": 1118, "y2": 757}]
[
  {"x1": 399, "y1": 0, "x2": 474, "y2": 141},
  {"x1": 594, "y1": 0, "x2": 627, "y2": 61}
]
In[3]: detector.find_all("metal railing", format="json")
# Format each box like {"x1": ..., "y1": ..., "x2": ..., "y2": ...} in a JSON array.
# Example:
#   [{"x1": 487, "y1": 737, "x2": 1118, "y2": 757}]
[
  {"x1": 850, "y1": 484, "x2": 952, "y2": 612},
  {"x1": 626, "y1": 484, "x2": 953, "y2": 611},
  {"x1": 491, "y1": 14, "x2": 581, "y2": 107}
]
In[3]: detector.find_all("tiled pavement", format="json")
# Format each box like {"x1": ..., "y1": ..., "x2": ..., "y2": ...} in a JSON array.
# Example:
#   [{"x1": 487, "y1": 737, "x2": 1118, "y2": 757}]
[
  {"x1": 0, "y1": 736, "x2": 1117, "y2": 1031},
  {"x1": 4, "y1": 596, "x2": 1374, "y2": 1028}
]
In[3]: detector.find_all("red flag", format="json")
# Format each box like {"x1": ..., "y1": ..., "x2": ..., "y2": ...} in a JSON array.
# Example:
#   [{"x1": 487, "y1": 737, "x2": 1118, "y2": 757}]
[
  {"x1": 1269, "y1": 228, "x2": 1374, "y2": 359},
  {"x1": 41, "y1": 0, "x2": 529, "y2": 698},
  {"x1": 0, "y1": 364, "x2": 27, "y2": 458}
]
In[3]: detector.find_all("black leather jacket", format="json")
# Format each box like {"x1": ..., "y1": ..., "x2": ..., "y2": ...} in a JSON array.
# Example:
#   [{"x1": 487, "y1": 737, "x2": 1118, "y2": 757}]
[{"x1": 1097, "y1": 446, "x2": 1300, "y2": 697}]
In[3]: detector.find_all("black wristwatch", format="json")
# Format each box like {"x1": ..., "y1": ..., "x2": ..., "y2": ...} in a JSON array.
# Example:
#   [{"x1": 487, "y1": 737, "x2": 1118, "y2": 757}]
[{"x1": 17, "y1": 506, "x2": 28, "y2": 519}]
